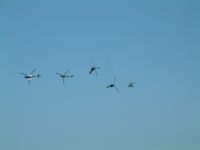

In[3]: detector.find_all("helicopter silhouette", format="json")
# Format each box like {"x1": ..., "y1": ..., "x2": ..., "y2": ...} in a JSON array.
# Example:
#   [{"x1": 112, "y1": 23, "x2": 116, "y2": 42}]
[
  {"x1": 20, "y1": 69, "x2": 41, "y2": 85},
  {"x1": 89, "y1": 61, "x2": 101, "y2": 76},
  {"x1": 128, "y1": 82, "x2": 137, "y2": 88},
  {"x1": 56, "y1": 69, "x2": 74, "y2": 85},
  {"x1": 106, "y1": 77, "x2": 119, "y2": 93}
]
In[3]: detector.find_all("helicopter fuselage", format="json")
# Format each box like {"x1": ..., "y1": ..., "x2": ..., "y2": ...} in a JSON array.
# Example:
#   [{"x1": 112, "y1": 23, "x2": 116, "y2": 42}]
[
  {"x1": 89, "y1": 67, "x2": 95, "y2": 74},
  {"x1": 107, "y1": 84, "x2": 114, "y2": 88},
  {"x1": 60, "y1": 75, "x2": 66, "y2": 78},
  {"x1": 24, "y1": 75, "x2": 33, "y2": 80}
]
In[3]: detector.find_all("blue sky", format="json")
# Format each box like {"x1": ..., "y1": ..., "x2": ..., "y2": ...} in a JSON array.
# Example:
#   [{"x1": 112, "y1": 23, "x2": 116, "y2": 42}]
[{"x1": 0, "y1": 0, "x2": 200, "y2": 150}]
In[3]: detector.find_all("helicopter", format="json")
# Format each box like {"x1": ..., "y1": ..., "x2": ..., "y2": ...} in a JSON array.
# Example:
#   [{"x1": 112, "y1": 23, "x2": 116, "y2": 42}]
[
  {"x1": 106, "y1": 77, "x2": 119, "y2": 93},
  {"x1": 56, "y1": 69, "x2": 74, "y2": 85},
  {"x1": 20, "y1": 69, "x2": 41, "y2": 85},
  {"x1": 128, "y1": 82, "x2": 137, "y2": 88},
  {"x1": 89, "y1": 61, "x2": 101, "y2": 76}
]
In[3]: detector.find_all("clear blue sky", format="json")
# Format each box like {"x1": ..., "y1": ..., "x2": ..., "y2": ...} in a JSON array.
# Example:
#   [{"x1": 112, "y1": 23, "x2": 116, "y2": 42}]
[{"x1": 0, "y1": 0, "x2": 200, "y2": 149}]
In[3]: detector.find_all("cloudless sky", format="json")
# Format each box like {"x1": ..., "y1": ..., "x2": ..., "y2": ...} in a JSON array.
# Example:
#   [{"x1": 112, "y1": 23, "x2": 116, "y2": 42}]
[{"x1": 0, "y1": 0, "x2": 200, "y2": 150}]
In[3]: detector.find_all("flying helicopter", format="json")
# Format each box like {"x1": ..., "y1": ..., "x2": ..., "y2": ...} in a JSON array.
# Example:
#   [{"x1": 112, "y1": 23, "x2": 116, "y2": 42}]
[
  {"x1": 128, "y1": 82, "x2": 137, "y2": 88},
  {"x1": 20, "y1": 69, "x2": 41, "y2": 85},
  {"x1": 106, "y1": 77, "x2": 119, "y2": 93},
  {"x1": 89, "y1": 61, "x2": 101, "y2": 76},
  {"x1": 56, "y1": 69, "x2": 74, "y2": 85}
]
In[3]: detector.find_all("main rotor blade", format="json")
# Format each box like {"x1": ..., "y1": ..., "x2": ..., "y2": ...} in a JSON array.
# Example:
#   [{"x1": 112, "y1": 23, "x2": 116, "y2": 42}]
[
  {"x1": 91, "y1": 60, "x2": 94, "y2": 66},
  {"x1": 63, "y1": 78, "x2": 65, "y2": 85},
  {"x1": 114, "y1": 86, "x2": 119, "y2": 93},
  {"x1": 64, "y1": 69, "x2": 70, "y2": 75},
  {"x1": 20, "y1": 72, "x2": 27, "y2": 76},
  {"x1": 114, "y1": 76, "x2": 116, "y2": 84},
  {"x1": 56, "y1": 72, "x2": 62, "y2": 76},
  {"x1": 95, "y1": 70, "x2": 98, "y2": 76},
  {"x1": 30, "y1": 69, "x2": 36, "y2": 75},
  {"x1": 96, "y1": 67, "x2": 101, "y2": 70}
]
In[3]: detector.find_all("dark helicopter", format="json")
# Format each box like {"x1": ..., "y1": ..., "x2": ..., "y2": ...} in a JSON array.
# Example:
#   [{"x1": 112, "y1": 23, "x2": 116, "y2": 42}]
[
  {"x1": 89, "y1": 61, "x2": 100, "y2": 76},
  {"x1": 106, "y1": 77, "x2": 119, "y2": 93},
  {"x1": 56, "y1": 69, "x2": 74, "y2": 85},
  {"x1": 128, "y1": 82, "x2": 137, "y2": 88}
]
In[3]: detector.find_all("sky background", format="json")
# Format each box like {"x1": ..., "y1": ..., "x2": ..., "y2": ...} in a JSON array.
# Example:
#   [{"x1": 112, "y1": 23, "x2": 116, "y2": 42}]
[{"x1": 0, "y1": 0, "x2": 200, "y2": 150}]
